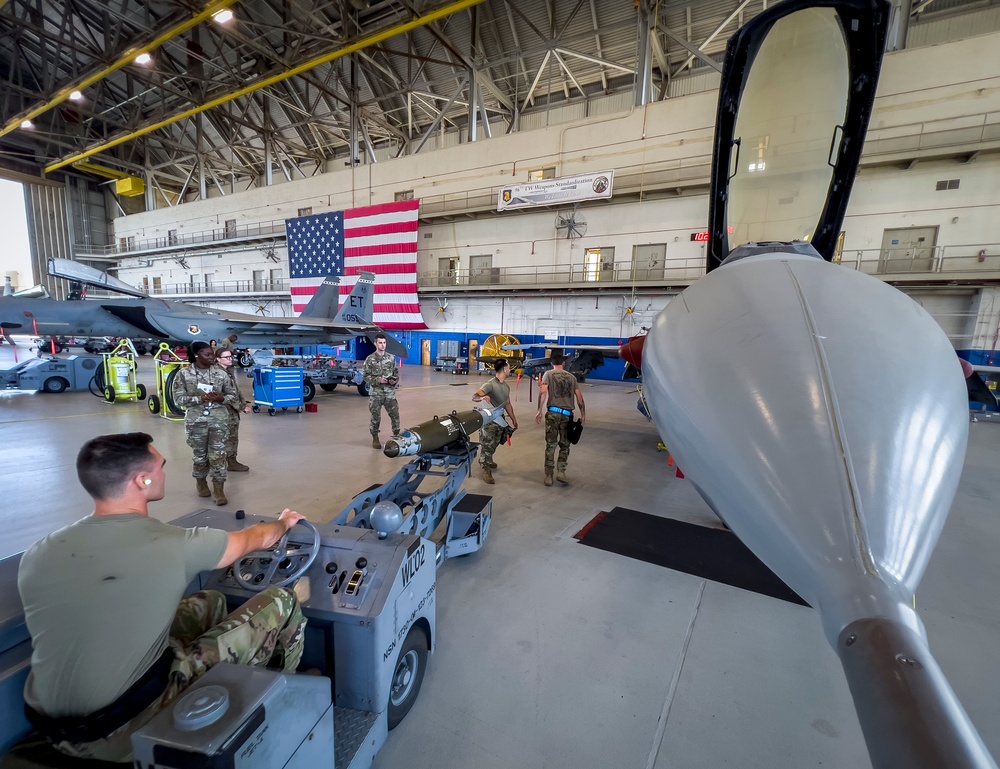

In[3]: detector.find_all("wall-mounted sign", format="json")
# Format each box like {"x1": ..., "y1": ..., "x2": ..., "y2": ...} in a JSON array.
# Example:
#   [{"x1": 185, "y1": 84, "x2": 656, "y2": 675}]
[
  {"x1": 497, "y1": 170, "x2": 614, "y2": 212},
  {"x1": 690, "y1": 226, "x2": 735, "y2": 242}
]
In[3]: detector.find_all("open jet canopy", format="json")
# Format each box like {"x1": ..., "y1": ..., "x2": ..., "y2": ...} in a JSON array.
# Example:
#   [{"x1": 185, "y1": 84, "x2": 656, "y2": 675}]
[
  {"x1": 47, "y1": 258, "x2": 149, "y2": 298},
  {"x1": 707, "y1": 0, "x2": 889, "y2": 271}
]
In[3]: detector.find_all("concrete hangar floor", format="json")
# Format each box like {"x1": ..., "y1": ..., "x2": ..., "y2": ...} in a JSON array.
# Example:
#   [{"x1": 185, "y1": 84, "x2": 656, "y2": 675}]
[{"x1": 2, "y1": 345, "x2": 999, "y2": 769}]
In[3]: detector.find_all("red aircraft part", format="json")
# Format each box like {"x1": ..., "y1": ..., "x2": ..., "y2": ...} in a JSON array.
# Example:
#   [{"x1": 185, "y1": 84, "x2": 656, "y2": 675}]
[{"x1": 619, "y1": 335, "x2": 646, "y2": 371}]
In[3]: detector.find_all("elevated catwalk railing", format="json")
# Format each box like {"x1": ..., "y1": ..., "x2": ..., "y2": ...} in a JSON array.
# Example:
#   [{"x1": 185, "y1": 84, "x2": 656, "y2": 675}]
[
  {"x1": 85, "y1": 243, "x2": 1000, "y2": 301},
  {"x1": 417, "y1": 244, "x2": 1000, "y2": 292}
]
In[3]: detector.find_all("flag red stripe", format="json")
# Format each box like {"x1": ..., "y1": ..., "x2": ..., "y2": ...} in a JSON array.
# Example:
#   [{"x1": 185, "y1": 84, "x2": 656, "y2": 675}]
[
  {"x1": 339, "y1": 283, "x2": 415, "y2": 295},
  {"x1": 344, "y1": 200, "x2": 420, "y2": 220},
  {"x1": 342, "y1": 263, "x2": 417, "y2": 275},
  {"x1": 371, "y1": 304, "x2": 422, "y2": 313},
  {"x1": 345, "y1": 221, "x2": 419, "y2": 238},
  {"x1": 344, "y1": 244, "x2": 417, "y2": 258}
]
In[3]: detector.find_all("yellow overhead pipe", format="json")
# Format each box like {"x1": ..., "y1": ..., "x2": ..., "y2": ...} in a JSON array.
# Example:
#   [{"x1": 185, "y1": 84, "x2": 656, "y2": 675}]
[
  {"x1": 1, "y1": 0, "x2": 235, "y2": 141},
  {"x1": 72, "y1": 161, "x2": 146, "y2": 195},
  {"x1": 46, "y1": 0, "x2": 485, "y2": 174},
  {"x1": 72, "y1": 161, "x2": 131, "y2": 180}
]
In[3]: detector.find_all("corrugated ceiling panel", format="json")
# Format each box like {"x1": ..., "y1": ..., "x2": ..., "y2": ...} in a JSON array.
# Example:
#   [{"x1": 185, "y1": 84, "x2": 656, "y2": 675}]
[
  {"x1": 908, "y1": 8, "x2": 1000, "y2": 47},
  {"x1": 668, "y1": 71, "x2": 722, "y2": 98}
]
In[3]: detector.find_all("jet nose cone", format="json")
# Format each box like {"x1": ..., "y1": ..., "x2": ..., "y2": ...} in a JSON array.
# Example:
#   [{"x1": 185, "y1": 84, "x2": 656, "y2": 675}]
[{"x1": 620, "y1": 335, "x2": 645, "y2": 370}]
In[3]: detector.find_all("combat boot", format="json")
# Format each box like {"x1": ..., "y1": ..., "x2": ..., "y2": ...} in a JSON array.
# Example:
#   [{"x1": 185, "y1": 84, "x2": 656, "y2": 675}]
[
  {"x1": 556, "y1": 471, "x2": 569, "y2": 484},
  {"x1": 196, "y1": 478, "x2": 211, "y2": 497},
  {"x1": 211, "y1": 481, "x2": 228, "y2": 506},
  {"x1": 482, "y1": 467, "x2": 495, "y2": 484},
  {"x1": 371, "y1": 433, "x2": 381, "y2": 449},
  {"x1": 227, "y1": 457, "x2": 249, "y2": 472},
  {"x1": 544, "y1": 472, "x2": 553, "y2": 487},
  {"x1": 487, "y1": 461, "x2": 498, "y2": 469}
]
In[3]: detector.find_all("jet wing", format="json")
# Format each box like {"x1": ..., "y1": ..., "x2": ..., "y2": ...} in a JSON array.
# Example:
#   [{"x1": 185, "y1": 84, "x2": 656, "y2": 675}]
[
  {"x1": 501, "y1": 342, "x2": 621, "y2": 356},
  {"x1": 100, "y1": 303, "x2": 173, "y2": 338}
]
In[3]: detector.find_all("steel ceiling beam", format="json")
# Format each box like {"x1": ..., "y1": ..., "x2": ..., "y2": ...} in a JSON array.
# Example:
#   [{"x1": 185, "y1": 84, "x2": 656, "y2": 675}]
[
  {"x1": 45, "y1": 0, "x2": 487, "y2": 174},
  {"x1": 670, "y1": 0, "x2": 752, "y2": 78},
  {"x1": 0, "y1": 0, "x2": 235, "y2": 140}
]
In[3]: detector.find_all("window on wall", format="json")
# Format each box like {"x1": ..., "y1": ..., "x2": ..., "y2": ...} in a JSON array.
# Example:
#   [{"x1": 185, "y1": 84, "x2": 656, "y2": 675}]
[
  {"x1": 152, "y1": 277, "x2": 162, "y2": 293},
  {"x1": 528, "y1": 167, "x2": 555, "y2": 181},
  {"x1": 298, "y1": 207, "x2": 313, "y2": 217},
  {"x1": 394, "y1": 190, "x2": 414, "y2": 202},
  {"x1": 224, "y1": 219, "x2": 237, "y2": 238},
  {"x1": 142, "y1": 277, "x2": 149, "y2": 293},
  {"x1": 167, "y1": 229, "x2": 178, "y2": 246}
]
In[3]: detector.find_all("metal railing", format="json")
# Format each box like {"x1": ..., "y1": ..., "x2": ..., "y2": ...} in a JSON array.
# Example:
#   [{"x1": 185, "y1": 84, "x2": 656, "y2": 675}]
[
  {"x1": 86, "y1": 279, "x2": 289, "y2": 299},
  {"x1": 843, "y1": 243, "x2": 1000, "y2": 277},
  {"x1": 92, "y1": 244, "x2": 1000, "y2": 300},
  {"x1": 75, "y1": 219, "x2": 288, "y2": 258},
  {"x1": 420, "y1": 258, "x2": 706, "y2": 288}
]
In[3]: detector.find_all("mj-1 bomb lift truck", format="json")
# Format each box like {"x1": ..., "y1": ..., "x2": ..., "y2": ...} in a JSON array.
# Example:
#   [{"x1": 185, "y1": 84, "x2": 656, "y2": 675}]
[{"x1": 0, "y1": 406, "x2": 504, "y2": 769}]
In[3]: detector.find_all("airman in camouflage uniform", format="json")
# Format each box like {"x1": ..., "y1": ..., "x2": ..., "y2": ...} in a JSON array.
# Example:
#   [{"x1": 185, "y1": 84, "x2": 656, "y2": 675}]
[
  {"x1": 363, "y1": 333, "x2": 400, "y2": 449},
  {"x1": 17, "y1": 433, "x2": 309, "y2": 764},
  {"x1": 55, "y1": 588, "x2": 306, "y2": 763},
  {"x1": 472, "y1": 359, "x2": 519, "y2": 484},
  {"x1": 215, "y1": 347, "x2": 252, "y2": 471},
  {"x1": 171, "y1": 341, "x2": 241, "y2": 504},
  {"x1": 535, "y1": 354, "x2": 586, "y2": 486}
]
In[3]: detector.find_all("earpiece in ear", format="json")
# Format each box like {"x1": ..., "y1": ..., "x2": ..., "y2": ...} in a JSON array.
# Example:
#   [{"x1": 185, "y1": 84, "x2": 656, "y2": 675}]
[{"x1": 144, "y1": 479, "x2": 152, "y2": 486}]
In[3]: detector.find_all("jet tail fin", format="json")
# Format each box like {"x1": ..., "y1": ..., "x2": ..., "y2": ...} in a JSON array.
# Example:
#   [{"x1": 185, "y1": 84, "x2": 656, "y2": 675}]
[
  {"x1": 298, "y1": 276, "x2": 343, "y2": 319},
  {"x1": 333, "y1": 273, "x2": 376, "y2": 325}
]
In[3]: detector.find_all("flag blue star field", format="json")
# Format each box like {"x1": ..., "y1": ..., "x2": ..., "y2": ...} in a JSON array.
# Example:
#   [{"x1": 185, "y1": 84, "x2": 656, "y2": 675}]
[
  {"x1": 287, "y1": 211, "x2": 344, "y2": 306},
  {"x1": 286, "y1": 200, "x2": 425, "y2": 329}
]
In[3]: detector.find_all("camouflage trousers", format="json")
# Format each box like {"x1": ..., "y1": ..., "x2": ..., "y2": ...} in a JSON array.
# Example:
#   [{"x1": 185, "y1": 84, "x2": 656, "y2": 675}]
[
  {"x1": 479, "y1": 422, "x2": 505, "y2": 468},
  {"x1": 544, "y1": 413, "x2": 571, "y2": 474},
  {"x1": 225, "y1": 409, "x2": 241, "y2": 457},
  {"x1": 369, "y1": 389, "x2": 400, "y2": 435},
  {"x1": 54, "y1": 588, "x2": 306, "y2": 763},
  {"x1": 185, "y1": 410, "x2": 230, "y2": 480}
]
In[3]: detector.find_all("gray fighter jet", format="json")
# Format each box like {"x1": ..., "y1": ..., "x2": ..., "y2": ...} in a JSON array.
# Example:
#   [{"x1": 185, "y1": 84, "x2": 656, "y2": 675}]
[
  {"x1": 632, "y1": 1, "x2": 996, "y2": 767},
  {"x1": 0, "y1": 263, "x2": 407, "y2": 358}
]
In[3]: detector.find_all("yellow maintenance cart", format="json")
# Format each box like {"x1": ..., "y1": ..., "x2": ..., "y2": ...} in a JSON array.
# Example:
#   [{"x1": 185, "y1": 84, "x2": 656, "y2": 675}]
[
  {"x1": 98, "y1": 339, "x2": 146, "y2": 403},
  {"x1": 148, "y1": 343, "x2": 188, "y2": 420}
]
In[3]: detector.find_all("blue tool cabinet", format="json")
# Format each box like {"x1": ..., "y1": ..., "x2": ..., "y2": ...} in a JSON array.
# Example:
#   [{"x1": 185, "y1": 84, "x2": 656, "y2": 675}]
[{"x1": 252, "y1": 366, "x2": 305, "y2": 415}]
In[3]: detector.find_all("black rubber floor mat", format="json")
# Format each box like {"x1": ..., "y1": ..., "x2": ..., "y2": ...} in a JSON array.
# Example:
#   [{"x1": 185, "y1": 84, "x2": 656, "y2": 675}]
[{"x1": 575, "y1": 506, "x2": 808, "y2": 606}]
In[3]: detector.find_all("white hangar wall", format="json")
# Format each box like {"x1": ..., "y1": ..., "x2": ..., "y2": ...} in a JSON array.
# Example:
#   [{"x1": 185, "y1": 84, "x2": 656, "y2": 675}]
[{"x1": 112, "y1": 31, "x2": 1000, "y2": 372}]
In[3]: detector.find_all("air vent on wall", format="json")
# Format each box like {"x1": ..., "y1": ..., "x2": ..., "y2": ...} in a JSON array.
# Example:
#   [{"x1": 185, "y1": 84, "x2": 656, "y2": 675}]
[{"x1": 935, "y1": 179, "x2": 960, "y2": 191}]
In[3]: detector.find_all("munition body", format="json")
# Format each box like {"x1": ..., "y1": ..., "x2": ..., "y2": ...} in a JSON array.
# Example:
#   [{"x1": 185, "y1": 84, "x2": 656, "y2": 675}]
[{"x1": 384, "y1": 407, "x2": 504, "y2": 458}]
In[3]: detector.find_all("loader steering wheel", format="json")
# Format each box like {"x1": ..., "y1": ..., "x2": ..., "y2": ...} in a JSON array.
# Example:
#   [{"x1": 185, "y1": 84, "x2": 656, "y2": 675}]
[{"x1": 232, "y1": 519, "x2": 321, "y2": 591}]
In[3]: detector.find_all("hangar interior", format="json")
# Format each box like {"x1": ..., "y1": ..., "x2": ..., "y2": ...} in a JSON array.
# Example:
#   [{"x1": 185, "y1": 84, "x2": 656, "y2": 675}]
[{"x1": 1, "y1": 1, "x2": 1000, "y2": 767}]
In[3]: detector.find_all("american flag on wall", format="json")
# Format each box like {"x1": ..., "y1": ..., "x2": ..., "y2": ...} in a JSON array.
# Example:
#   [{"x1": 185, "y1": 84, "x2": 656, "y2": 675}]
[{"x1": 286, "y1": 199, "x2": 426, "y2": 329}]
